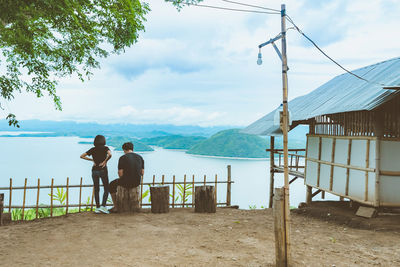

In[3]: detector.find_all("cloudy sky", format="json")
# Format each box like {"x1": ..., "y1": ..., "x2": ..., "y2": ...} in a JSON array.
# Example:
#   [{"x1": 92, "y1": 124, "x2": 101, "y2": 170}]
[{"x1": 3, "y1": 0, "x2": 400, "y2": 126}]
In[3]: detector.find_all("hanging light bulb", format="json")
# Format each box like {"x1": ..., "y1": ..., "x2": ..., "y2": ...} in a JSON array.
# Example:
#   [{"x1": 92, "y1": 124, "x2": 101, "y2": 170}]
[{"x1": 257, "y1": 48, "x2": 262, "y2": 65}]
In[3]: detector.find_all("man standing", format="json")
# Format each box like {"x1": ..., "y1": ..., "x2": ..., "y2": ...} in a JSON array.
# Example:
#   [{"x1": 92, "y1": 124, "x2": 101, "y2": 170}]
[{"x1": 109, "y1": 142, "x2": 144, "y2": 212}]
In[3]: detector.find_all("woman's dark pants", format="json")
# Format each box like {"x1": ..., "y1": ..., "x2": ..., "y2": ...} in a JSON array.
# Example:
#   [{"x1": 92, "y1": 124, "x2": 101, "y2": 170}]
[{"x1": 91, "y1": 168, "x2": 109, "y2": 208}]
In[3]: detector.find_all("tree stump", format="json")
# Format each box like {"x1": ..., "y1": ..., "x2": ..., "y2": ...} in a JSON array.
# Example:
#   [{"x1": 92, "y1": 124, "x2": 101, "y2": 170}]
[
  {"x1": 116, "y1": 186, "x2": 140, "y2": 213},
  {"x1": 195, "y1": 186, "x2": 216, "y2": 213},
  {"x1": 150, "y1": 186, "x2": 169, "y2": 213}
]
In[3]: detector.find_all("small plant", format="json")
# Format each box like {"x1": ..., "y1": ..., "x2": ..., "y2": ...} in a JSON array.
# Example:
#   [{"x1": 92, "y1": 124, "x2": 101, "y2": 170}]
[
  {"x1": 49, "y1": 188, "x2": 67, "y2": 205},
  {"x1": 142, "y1": 185, "x2": 151, "y2": 202},
  {"x1": 171, "y1": 184, "x2": 193, "y2": 207},
  {"x1": 249, "y1": 205, "x2": 257, "y2": 210}
]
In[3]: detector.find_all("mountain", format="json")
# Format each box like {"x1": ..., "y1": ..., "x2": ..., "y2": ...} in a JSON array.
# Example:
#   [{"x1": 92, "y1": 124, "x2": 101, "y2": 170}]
[
  {"x1": 140, "y1": 135, "x2": 206, "y2": 150},
  {"x1": 187, "y1": 129, "x2": 269, "y2": 158},
  {"x1": 0, "y1": 120, "x2": 231, "y2": 138}
]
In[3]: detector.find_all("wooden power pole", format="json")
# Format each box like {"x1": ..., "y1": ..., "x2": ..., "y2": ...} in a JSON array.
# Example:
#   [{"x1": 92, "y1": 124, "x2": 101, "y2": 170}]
[{"x1": 279, "y1": 3, "x2": 291, "y2": 266}]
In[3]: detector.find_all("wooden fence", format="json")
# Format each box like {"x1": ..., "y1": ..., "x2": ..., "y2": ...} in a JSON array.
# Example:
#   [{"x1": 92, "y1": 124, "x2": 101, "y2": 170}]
[{"x1": 0, "y1": 165, "x2": 233, "y2": 221}]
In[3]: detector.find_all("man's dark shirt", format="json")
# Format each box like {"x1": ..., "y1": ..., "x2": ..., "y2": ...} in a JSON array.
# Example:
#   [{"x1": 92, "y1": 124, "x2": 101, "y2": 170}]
[
  {"x1": 86, "y1": 146, "x2": 110, "y2": 170},
  {"x1": 118, "y1": 152, "x2": 144, "y2": 187}
]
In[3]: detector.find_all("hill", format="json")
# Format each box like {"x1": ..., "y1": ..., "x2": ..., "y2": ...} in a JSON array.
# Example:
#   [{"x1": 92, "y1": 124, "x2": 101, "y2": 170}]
[
  {"x1": 187, "y1": 129, "x2": 269, "y2": 158},
  {"x1": 140, "y1": 135, "x2": 206, "y2": 150}
]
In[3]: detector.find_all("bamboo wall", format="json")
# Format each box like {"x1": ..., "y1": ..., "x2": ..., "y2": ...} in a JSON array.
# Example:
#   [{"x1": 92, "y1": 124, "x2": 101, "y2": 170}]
[{"x1": 309, "y1": 94, "x2": 400, "y2": 138}]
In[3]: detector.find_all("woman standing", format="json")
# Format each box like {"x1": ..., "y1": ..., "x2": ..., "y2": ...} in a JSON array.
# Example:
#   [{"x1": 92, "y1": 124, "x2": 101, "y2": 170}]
[{"x1": 80, "y1": 135, "x2": 112, "y2": 214}]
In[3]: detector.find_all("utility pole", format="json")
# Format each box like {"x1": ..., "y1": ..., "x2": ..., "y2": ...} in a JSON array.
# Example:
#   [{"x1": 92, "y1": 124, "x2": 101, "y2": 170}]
[
  {"x1": 257, "y1": 4, "x2": 292, "y2": 265},
  {"x1": 280, "y1": 4, "x2": 291, "y2": 266}
]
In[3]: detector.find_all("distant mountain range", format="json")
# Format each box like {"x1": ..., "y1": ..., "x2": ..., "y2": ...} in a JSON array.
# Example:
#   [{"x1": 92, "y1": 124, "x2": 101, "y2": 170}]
[
  {"x1": 0, "y1": 120, "x2": 230, "y2": 138},
  {"x1": 0, "y1": 120, "x2": 308, "y2": 157}
]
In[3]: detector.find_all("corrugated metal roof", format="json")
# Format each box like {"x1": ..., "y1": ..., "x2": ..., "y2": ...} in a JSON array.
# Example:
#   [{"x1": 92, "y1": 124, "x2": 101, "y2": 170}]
[{"x1": 243, "y1": 57, "x2": 400, "y2": 136}]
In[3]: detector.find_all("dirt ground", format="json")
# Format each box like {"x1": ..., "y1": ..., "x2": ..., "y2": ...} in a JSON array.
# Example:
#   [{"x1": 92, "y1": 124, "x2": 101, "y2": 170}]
[{"x1": 1, "y1": 203, "x2": 400, "y2": 266}]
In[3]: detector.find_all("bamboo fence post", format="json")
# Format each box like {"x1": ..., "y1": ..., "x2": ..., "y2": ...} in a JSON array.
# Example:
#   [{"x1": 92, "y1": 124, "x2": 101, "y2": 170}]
[
  {"x1": 140, "y1": 176, "x2": 143, "y2": 208},
  {"x1": 0, "y1": 193, "x2": 3, "y2": 226},
  {"x1": 192, "y1": 175, "x2": 195, "y2": 207},
  {"x1": 203, "y1": 175, "x2": 206, "y2": 186},
  {"x1": 214, "y1": 174, "x2": 218, "y2": 203},
  {"x1": 66, "y1": 177, "x2": 69, "y2": 215},
  {"x1": 172, "y1": 175, "x2": 176, "y2": 208},
  {"x1": 9, "y1": 178, "x2": 12, "y2": 212},
  {"x1": 35, "y1": 178, "x2": 40, "y2": 219},
  {"x1": 21, "y1": 178, "x2": 27, "y2": 221},
  {"x1": 79, "y1": 177, "x2": 82, "y2": 212},
  {"x1": 50, "y1": 178, "x2": 54, "y2": 217},
  {"x1": 183, "y1": 174, "x2": 186, "y2": 208},
  {"x1": 152, "y1": 175, "x2": 155, "y2": 186},
  {"x1": 227, "y1": 165, "x2": 231, "y2": 207},
  {"x1": 162, "y1": 175, "x2": 165, "y2": 185},
  {"x1": 90, "y1": 186, "x2": 94, "y2": 211}
]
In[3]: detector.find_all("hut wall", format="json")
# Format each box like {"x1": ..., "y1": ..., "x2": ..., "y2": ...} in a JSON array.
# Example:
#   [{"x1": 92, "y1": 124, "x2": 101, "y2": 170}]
[
  {"x1": 305, "y1": 135, "x2": 376, "y2": 205},
  {"x1": 379, "y1": 140, "x2": 400, "y2": 206},
  {"x1": 306, "y1": 134, "x2": 400, "y2": 206}
]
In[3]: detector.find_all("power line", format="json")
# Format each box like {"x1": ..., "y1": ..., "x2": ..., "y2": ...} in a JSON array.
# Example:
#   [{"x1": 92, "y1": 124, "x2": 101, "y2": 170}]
[
  {"x1": 285, "y1": 15, "x2": 386, "y2": 86},
  {"x1": 220, "y1": 0, "x2": 280, "y2": 13},
  {"x1": 185, "y1": 3, "x2": 280, "y2": 14},
  {"x1": 171, "y1": 1, "x2": 387, "y2": 86}
]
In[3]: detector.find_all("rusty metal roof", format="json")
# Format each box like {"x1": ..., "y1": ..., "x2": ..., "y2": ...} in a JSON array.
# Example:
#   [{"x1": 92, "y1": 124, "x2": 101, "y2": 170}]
[{"x1": 243, "y1": 57, "x2": 400, "y2": 136}]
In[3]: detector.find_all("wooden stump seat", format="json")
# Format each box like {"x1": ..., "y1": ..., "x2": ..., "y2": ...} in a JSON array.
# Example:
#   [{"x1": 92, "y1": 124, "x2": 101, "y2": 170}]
[
  {"x1": 150, "y1": 186, "x2": 169, "y2": 213},
  {"x1": 195, "y1": 186, "x2": 216, "y2": 213},
  {"x1": 116, "y1": 186, "x2": 140, "y2": 213}
]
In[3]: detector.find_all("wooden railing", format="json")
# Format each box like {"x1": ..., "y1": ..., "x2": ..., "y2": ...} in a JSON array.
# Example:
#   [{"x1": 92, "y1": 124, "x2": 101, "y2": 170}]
[
  {"x1": 269, "y1": 149, "x2": 306, "y2": 173},
  {"x1": 0, "y1": 165, "x2": 234, "y2": 221},
  {"x1": 267, "y1": 146, "x2": 306, "y2": 208}
]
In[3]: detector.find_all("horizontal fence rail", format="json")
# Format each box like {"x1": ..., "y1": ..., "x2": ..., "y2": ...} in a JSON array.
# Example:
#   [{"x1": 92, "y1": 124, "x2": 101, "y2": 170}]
[
  {"x1": 272, "y1": 149, "x2": 306, "y2": 173},
  {"x1": 0, "y1": 165, "x2": 234, "y2": 221}
]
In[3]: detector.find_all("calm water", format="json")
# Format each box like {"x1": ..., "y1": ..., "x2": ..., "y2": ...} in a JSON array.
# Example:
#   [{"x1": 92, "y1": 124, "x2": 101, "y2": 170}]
[{"x1": 0, "y1": 135, "x2": 334, "y2": 209}]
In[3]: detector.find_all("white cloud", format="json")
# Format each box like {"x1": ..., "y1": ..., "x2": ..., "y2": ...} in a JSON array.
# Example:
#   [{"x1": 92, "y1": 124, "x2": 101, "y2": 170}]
[{"x1": 4, "y1": 0, "x2": 400, "y2": 127}]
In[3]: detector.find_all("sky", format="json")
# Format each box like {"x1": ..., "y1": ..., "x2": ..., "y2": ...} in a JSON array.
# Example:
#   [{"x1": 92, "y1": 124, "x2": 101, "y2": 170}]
[{"x1": 3, "y1": 0, "x2": 400, "y2": 127}]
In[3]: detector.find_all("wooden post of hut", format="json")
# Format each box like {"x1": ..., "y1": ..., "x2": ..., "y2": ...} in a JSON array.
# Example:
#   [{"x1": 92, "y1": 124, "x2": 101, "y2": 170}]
[
  {"x1": 195, "y1": 186, "x2": 216, "y2": 213},
  {"x1": 116, "y1": 186, "x2": 140, "y2": 213},
  {"x1": 269, "y1": 136, "x2": 275, "y2": 208},
  {"x1": 150, "y1": 185, "x2": 169, "y2": 213}
]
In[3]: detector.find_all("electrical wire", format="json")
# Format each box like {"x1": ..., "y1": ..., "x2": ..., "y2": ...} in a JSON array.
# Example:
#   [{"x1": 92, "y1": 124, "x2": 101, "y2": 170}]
[
  {"x1": 285, "y1": 14, "x2": 386, "y2": 86},
  {"x1": 171, "y1": 1, "x2": 388, "y2": 87},
  {"x1": 219, "y1": 0, "x2": 280, "y2": 13},
  {"x1": 185, "y1": 3, "x2": 280, "y2": 14}
]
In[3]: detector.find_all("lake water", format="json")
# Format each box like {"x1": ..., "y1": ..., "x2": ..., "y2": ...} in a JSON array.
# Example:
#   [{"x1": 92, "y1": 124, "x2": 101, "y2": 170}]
[{"x1": 0, "y1": 135, "x2": 335, "y2": 209}]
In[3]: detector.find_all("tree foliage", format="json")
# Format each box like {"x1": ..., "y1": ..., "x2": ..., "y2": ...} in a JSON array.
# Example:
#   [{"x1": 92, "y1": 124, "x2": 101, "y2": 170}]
[{"x1": 0, "y1": 0, "x2": 150, "y2": 126}]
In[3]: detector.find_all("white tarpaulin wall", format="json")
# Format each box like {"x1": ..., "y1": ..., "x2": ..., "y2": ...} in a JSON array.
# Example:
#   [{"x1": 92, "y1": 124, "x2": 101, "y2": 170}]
[{"x1": 305, "y1": 135, "x2": 400, "y2": 207}]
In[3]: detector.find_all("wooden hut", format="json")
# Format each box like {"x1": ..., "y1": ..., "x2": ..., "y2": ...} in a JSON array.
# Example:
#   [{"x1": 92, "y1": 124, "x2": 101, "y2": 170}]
[{"x1": 243, "y1": 57, "x2": 400, "y2": 208}]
